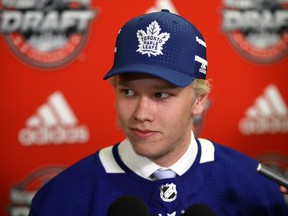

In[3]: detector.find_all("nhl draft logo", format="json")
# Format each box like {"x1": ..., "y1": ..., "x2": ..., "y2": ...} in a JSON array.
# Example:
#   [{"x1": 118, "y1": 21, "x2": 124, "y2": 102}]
[
  {"x1": 136, "y1": 20, "x2": 170, "y2": 57},
  {"x1": 0, "y1": 0, "x2": 98, "y2": 69},
  {"x1": 222, "y1": 0, "x2": 288, "y2": 64},
  {"x1": 159, "y1": 183, "x2": 177, "y2": 202}
]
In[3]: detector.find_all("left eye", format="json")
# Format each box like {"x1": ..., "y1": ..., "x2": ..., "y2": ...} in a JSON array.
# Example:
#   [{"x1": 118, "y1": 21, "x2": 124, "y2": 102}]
[
  {"x1": 124, "y1": 89, "x2": 135, "y2": 96},
  {"x1": 154, "y1": 92, "x2": 169, "y2": 98}
]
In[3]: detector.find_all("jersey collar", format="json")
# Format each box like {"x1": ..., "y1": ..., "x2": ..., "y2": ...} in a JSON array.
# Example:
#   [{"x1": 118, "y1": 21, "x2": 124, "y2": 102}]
[{"x1": 118, "y1": 131, "x2": 198, "y2": 180}]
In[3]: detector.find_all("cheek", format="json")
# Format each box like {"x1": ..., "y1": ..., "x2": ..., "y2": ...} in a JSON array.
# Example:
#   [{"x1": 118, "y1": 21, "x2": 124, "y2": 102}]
[
  {"x1": 116, "y1": 104, "x2": 128, "y2": 131},
  {"x1": 165, "y1": 104, "x2": 193, "y2": 131},
  {"x1": 116, "y1": 100, "x2": 133, "y2": 121},
  {"x1": 169, "y1": 100, "x2": 193, "y2": 119},
  {"x1": 157, "y1": 106, "x2": 189, "y2": 130}
]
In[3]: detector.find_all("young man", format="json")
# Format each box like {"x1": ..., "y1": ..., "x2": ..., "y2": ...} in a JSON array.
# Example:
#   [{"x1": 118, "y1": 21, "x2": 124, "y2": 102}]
[{"x1": 29, "y1": 9, "x2": 288, "y2": 216}]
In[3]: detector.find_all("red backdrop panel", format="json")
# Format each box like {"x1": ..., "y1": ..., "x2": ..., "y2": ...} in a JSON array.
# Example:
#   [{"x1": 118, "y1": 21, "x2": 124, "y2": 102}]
[{"x1": 0, "y1": 0, "x2": 287, "y2": 215}]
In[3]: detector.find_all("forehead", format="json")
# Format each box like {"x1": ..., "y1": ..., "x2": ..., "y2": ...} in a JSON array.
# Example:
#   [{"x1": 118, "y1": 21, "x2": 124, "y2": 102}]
[{"x1": 116, "y1": 73, "x2": 176, "y2": 88}]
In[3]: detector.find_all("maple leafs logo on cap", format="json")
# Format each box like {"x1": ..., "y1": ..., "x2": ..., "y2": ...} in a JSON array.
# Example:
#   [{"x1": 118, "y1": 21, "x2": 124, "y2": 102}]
[{"x1": 136, "y1": 21, "x2": 170, "y2": 57}]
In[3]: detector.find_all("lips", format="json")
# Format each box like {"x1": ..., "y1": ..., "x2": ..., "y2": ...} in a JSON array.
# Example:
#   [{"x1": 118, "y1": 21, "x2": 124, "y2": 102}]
[{"x1": 130, "y1": 128, "x2": 157, "y2": 138}]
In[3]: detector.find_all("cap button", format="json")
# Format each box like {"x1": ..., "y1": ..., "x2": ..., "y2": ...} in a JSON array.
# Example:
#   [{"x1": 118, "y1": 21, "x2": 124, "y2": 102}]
[{"x1": 161, "y1": 9, "x2": 170, "y2": 13}]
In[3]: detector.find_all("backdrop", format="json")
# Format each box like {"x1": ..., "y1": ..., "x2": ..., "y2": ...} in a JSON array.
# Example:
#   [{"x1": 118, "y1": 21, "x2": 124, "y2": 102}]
[{"x1": 0, "y1": 0, "x2": 287, "y2": 215}]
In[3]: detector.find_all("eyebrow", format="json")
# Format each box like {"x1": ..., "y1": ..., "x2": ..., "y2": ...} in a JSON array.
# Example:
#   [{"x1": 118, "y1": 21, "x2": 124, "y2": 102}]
[
  {"x1": 151, "y1": 83, "x2": 178, "y2": 90},
  {"x1": 117, "y1": 75, "x2": 178, "y2": 89},
  {"x1": 117, "y1": 79, "x2": 178, "y2": 90}
]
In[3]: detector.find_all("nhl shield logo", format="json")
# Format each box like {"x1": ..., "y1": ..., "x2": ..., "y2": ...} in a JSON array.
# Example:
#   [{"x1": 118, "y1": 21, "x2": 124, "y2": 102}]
[{"x1": 160, "y1": 183, "x2": 177, "y2": 202}]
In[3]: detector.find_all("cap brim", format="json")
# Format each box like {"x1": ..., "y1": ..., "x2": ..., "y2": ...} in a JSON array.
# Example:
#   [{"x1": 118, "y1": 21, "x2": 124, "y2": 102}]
[{"x1": 103, "y1": 64, "x2": 195, "y2": 87}]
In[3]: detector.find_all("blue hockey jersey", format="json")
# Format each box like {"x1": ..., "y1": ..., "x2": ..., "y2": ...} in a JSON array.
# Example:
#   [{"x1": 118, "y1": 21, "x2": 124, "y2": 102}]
[{"x1": 29, "y1": 138, "x2": 288, "y2": 215}]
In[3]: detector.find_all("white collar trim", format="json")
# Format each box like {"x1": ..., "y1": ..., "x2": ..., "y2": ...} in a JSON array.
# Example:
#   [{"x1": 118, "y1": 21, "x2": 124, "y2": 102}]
[{"x1": 118, "y1": 132, "x2": 198, "y2": 179}]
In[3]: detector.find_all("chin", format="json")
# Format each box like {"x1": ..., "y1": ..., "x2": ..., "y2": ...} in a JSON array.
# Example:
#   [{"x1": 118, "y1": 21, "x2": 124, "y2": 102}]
[
  {"x1": 133, "y1": 144, "x2": 162, "y2": 159},
  {"x1": 132, "y1": 143, "x2": 151, "y2": 155}
]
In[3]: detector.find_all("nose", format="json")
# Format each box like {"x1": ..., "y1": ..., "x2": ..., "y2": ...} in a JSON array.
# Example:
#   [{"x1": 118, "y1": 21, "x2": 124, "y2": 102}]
[{"x1": 133, "y1": 96, "x2": 154, "y2": 122}]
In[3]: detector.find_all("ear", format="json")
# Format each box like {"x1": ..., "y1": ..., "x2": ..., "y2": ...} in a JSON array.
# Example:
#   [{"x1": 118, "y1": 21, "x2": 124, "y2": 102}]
[{"x1": 192, "y1": 94, "x2": 209, "y2": 116}]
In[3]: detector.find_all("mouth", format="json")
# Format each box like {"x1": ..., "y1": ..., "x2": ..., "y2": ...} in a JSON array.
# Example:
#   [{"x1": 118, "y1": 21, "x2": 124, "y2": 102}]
[{"x1": 130, "y1": 128, "x2": 158, "y2": 138}]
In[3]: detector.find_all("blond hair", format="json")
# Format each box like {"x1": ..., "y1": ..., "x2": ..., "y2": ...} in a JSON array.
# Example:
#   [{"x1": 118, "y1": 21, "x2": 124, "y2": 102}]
[{"x1": 190, "y1": 78, "x2": 211, "y2": 97}]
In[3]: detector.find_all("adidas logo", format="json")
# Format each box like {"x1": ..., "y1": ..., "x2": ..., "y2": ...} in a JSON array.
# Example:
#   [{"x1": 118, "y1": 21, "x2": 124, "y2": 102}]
[
  {"x1": 239, "y1": 84, "x2": 288, "y2": 135},
  {"x1": 146, "y1": 0, "x2": 178, "y2": 14},
  {"x1": 199, "y1": 63, "x2": 207, "y2": 74},
  {"x1": 18, "y1": 91, "x2": 90, "y2": 146}
]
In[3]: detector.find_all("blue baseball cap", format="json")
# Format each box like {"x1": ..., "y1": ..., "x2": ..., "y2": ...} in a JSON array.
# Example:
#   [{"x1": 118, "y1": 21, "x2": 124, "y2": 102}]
[{"x1": 103, "y1": 9, "x2": 208, "y2": 87}]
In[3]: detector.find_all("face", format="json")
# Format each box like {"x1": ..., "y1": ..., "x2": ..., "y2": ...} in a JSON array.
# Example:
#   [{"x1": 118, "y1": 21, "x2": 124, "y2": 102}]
[{"x1": 115, "y1": 73, "x2": 199, "y2": 166}]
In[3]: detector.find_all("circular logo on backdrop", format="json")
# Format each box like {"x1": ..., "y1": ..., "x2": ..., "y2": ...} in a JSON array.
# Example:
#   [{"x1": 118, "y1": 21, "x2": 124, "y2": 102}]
[
  {"x1": 222, "y1": 0, "x2": 288, "y2": 64},
  {"x1": 8, "y1": 166, "x2": 65, "y2": 216},
  {"x1": 0, "y1": 0, "x2": 97, "y2": 69}
]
